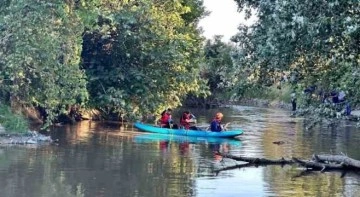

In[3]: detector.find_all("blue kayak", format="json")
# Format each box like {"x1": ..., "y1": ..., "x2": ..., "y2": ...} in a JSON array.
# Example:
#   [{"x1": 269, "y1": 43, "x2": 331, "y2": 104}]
[
  {"x1": 134, "y1": 122, "x2": 243, "y2": 138},
  {"x1": 134, "y1": 133, "x2": 242, "y2": 146}
]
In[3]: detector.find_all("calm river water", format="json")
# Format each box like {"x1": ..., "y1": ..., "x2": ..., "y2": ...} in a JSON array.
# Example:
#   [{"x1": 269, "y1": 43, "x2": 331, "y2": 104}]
[{"x1": 1, "y1": 106, "x2": 360, "y2": 197}]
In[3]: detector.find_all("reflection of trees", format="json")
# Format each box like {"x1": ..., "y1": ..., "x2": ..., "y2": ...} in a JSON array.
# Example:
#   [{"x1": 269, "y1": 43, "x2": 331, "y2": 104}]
[
  {"x1": 54, "y1": 125, "x2": 197, "y2": 197},
  {"x1": 263, "y1": 165, "x2": 360, "y2": 197},
  {"x1": 60, "y1": 140, "x2": 192, "y2": 196},
  {"x1": 259, "y1": 111, "x2": 360, "y2": 196},
  {"x1": 0, "y1": 121, "x2": 198, "y2": 197},
  {"x1": 306, "y1": 122, "x2": 360, "y2": 158},
  {"x1": 3, "y1": 108, "x2": 360, "y2": 196},
  {"x1": 0, "y1": 147, "x2": 81, "y2": 197}
]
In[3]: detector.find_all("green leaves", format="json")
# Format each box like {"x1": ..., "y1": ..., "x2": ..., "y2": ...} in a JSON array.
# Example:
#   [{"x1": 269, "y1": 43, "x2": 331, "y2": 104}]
[
  {"x1": 202, "y1": 36, "x2": 238, "y2": 96},
  {"x1": 0, "y1": 0, "x2": 88, "y2": 125},
  {"x1": 232, "y1": 0, "x2": 360, "y2": 106},
  {"x1": 82, "y1": 0, "x2": 206, "y2": 119},
  {"x1": 0, "y1": 0, "x2": 208, "y2": 125},
  {"x1": 0, "y1": 103, "x2": 28, "y2": 134}
]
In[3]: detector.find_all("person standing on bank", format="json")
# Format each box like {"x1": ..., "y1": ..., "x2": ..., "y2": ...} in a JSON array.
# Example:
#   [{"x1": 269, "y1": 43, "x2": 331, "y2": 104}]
[
  {"x1": 291, "y1": 91, "x2": 297, "y2": 111},
  {"x1": 210, "y1": 112, "x2": 224, "y2": 132}
]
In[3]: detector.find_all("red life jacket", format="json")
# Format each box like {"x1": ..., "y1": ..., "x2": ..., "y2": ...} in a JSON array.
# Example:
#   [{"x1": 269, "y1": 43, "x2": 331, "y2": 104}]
[
  {"x1": 180, "y1": 116, "x2": 190, "y2": 129},
  {"x1": 160, "y1": 113, "x2": 171, "y2": 125}
]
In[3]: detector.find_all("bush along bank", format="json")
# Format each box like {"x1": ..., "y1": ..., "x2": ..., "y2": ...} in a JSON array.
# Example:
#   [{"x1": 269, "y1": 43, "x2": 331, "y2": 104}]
[
  {"x1": 231, "y1": 85, "x2": 360, "y2": 129},
  {"x1": 0, "y1": 104, "x2": 52, "y2": 145}
]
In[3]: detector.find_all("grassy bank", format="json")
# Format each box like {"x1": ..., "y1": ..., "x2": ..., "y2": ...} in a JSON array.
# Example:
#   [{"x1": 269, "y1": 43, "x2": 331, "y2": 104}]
[{"x1": 0, "y1": 103, "x2": 29, "y2": 134}]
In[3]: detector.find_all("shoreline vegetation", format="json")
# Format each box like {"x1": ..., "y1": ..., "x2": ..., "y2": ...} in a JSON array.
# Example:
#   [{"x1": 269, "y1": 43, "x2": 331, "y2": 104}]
[
  {"x1": 2, "y1": 83, "x2": 360, "y2": 129},
  {"x1": 1, "y1": 1, "x2": 360, "y2": 143},
  {"x1": 0, "y1": 104, "x2": 52, "y2": 145},
  {"x1": 0, "y1": 94, "x2": 359, "y2": 145},
  {"x1": 0, "y1": 104, "x2": 28, "y2": 134}
]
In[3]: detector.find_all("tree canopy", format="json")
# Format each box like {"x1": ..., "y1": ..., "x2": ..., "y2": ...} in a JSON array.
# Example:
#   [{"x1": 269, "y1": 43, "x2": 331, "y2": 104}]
[
  {"x1": 232, "y1": 0, "x2": 360, "y2": 106},
  {"x1": 0, "y1": 0, "x2": 88, "y2": 125},
  {"x1": 82, "y1": 0, "x2": 207, "y2": 119},
  {"x1": 0, "y1": 0, "x2": 208, "y2": 125},
  {"x1": 201, "y1": 36, "x2": 238, "y2": 99}
]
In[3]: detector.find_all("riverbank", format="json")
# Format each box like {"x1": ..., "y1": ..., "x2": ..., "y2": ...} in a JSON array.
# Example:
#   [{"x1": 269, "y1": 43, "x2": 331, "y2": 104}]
[
  {"x1": 223, "y1": 98, "x2": 291, "y2": 110},
  {"x1": 227, "y1": 98, "x2": 360, "y2": 122},
  {"x1": 0, "y1": 125, "x2": 52, "y2": 145}
]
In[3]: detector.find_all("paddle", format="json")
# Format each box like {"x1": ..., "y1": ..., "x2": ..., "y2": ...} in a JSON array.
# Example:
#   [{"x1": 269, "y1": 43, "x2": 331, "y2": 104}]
[
  {"x1": 221, "y1": 122, "x2": 231, "y2": 131},
  {"x1": 199, "y1": 122, "x2": 231, "y2": 131},
  {"x1": 187, "y1": 113, "x2": 198, "y2": 129}
]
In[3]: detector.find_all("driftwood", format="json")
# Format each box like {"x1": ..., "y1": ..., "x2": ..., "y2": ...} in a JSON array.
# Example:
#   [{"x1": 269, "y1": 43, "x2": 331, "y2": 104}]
[
  {"x1": 216, "y1": 153, "x2": 360, "y2": 173},
  {"x1": 312, "y1": 154, "x2": 360, "y2": 168},
  {"x1": 292, "y1": 158, "x2": 344, "y2": 172},
  {"x1": 220, "y1": 153, "x2": 294, "y2": 165},
  {"x1": 214, "y1": 153, "x2": 294, "y2": 174}
]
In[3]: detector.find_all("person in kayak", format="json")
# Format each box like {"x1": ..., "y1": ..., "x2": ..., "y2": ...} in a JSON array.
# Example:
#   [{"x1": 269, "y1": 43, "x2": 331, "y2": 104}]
[
  {"x1": 210, "y1": 112, "x2": 224, "y2": 132},
  {"x1": 179, "y1": 111, "x2": 198, "y2": 130},
  {"x1": 160, "y1": 108, "x2": 173, "y2": 128}
]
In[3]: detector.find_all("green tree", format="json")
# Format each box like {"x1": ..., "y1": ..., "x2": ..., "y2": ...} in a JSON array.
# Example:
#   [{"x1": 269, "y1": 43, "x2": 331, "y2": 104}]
[
  {"x1": 232, "y1": 0, "x2": 360, "y2": 108},
  {"x1": 0, "y1": 0, "x2": 208, "y2": 126},
  {"x1": 82, "y1": 0, "x2": 207, "y2": 119},
  {"x1": 0, "y1": 0, "x2": 88, "y2": 126},
  {"x1": 201, "y1": 36, "x2": 238, "y2": 99}
]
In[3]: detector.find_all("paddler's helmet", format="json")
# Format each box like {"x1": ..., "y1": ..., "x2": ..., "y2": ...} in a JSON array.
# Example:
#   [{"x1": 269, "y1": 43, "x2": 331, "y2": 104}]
[{"x1": 215, "y1": 112, "x2": 223, "y2": 119}]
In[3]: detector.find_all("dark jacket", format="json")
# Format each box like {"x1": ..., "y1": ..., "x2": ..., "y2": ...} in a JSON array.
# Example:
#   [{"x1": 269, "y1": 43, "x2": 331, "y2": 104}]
[{"x1": 210, "y1": 119, "x2": 222, "y2": 132}]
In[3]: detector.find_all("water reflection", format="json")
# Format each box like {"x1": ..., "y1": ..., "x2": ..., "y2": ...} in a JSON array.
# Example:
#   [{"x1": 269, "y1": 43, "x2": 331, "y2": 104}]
[
  {"x1": 1, "y1": 106, "x2": 360, "y2": 196},
  {"x1": 133, "y1": 133, "x2": 242, "y2": 146}
]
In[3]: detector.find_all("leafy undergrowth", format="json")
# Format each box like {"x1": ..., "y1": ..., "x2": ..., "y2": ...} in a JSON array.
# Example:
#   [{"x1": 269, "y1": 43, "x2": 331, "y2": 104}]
[
  {"x1": 295, "y1": 104, "x2": 360, "y2": 129},
  {"x1": 0, "y1": 104, "x2": 28, "y2": 134}
]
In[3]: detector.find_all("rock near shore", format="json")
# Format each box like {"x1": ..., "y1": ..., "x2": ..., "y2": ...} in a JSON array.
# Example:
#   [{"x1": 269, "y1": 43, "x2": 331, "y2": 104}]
[{"x1": 0, "y1": 130, "x2": 52, "y2": 145}]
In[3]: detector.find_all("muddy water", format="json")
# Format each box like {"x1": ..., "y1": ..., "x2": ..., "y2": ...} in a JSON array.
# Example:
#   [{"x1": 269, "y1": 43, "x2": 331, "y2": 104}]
[{"x1": 0, "y1": 106, "x2": 360, "y2": 197}]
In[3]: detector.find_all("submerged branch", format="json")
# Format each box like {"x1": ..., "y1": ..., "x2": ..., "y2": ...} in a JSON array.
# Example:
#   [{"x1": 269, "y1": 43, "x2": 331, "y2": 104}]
[
  {"x1": 312, "y1": 154, "x2": 360, "y2": 169},
  {"x1": 215, "y1": 153, "x2": 360, "y2": 174},
  {"x1": 214, "y1": 162, "x2": 255, "y2": 174},
  {"x1": 219, "y1": 153, "x2": 294, "y2": 165},
  {"x1": 292, "y1": 157, "x2": 344, "y2": 171}
]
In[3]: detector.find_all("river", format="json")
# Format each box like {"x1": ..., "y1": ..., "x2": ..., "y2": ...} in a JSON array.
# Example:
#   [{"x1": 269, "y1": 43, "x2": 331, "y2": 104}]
[{"x1": 0, "y1": 105, "x2": 360, "y2": 197}]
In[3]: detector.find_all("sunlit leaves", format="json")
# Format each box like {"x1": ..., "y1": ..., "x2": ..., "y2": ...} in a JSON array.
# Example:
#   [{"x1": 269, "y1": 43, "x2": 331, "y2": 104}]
[
  {"x1": 0, "y1": 0, "x2": 88, "y2": 126},
  {"x1": 0, "y1": 0, "x2": 207, "y2": 125},
  {"x1": 82, "y1": 0, "x2": 206, "y2": 118},
  {"x1": 232, "y1": 0, "x2": 360, "y2": 106},
  {"x1": 200, "y1": 36, "x2": 238, "y2": 100}
]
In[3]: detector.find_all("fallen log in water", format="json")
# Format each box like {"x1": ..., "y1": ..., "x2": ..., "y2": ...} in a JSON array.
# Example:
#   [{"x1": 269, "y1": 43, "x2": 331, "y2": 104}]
[
  {"x1": 312, "y1": 154, "x2": 360, "y2": 169},
  {"x1": 215, "y1": 153, "x2": 360, "y2": 173},
  {"x1": 292, "y1": 157, "x2": 344, "y2": 172},
  {"x1": 220, "y1": 153, "x2": 294, "y2": 165}
]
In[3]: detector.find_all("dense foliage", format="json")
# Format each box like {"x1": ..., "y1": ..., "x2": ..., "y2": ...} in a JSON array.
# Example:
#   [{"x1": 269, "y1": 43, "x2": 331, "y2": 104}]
[
  {"x1": 201, "y1": 36, "x2": 238, "y2": 100},
  {"x1": 0, "y1": 0, "x2": 89, "y2": 127},
  {"x1": 82, "y1": 0, "x2": 207, "y2": 119},
  {"x1": 0, "y1": 0, "x2": 207, "y2": 128},
  {"x1": 232, "y1": 0, "x2": 360, "y2": 112}
]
